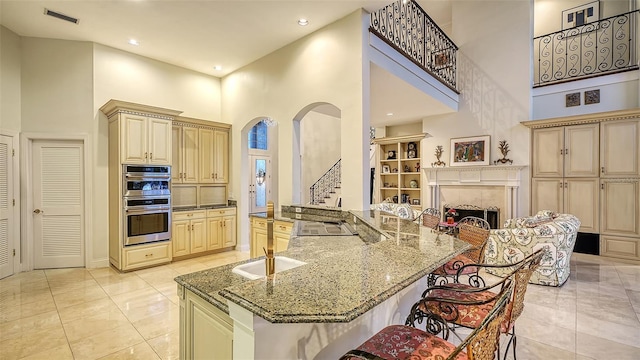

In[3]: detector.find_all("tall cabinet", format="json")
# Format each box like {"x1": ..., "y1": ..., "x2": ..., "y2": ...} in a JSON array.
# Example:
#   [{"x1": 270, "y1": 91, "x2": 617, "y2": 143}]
[
  {"x1": 372, "y1": 134, "x2": 426, "y2": 211},
  {"x1": 101, "y1": 100, "x2": 181, "y2": 271},
  {"x1": 524, "y1": 109, "x2": 640, "y2": 261}
]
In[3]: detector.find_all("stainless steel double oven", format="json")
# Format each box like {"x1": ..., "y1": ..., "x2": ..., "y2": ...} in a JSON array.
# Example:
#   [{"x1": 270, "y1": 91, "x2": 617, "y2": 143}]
[{"x1": 122, "y1": 165, "x2": 171, "y2": 246}]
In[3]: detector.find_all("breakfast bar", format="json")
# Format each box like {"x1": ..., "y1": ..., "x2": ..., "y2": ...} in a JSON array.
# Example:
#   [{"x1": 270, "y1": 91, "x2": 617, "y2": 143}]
[{"x1": 175, "y1": 208, "x2": 469, "y2": 359}]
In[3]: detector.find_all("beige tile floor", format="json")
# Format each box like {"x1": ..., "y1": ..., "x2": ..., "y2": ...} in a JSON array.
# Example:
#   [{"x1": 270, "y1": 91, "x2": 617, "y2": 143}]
[{"x1": 1, "y1": 251, "x2": 639, "y2": 359}]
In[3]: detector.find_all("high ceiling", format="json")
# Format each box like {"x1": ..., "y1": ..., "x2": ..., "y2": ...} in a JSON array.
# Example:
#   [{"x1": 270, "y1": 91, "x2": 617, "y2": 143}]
[{"x1": 0, "y1": 0, "x2": 454, "y2": 126}]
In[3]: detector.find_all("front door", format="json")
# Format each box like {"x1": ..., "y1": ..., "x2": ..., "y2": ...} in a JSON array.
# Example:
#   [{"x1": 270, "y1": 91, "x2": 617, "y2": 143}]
[
  {"x1": 0, "y1": 135, "x2": 14, "y2": 279},
  {"x1": 249, "y1": 155, "x2": 270, "y2": 214},
  {"x1": 32, "y1": 140, "x2": 85, "y2": 269}
]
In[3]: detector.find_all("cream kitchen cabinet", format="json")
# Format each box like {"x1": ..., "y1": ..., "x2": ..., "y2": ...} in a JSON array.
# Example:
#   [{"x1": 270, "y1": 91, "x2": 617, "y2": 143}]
[
  {"x1": 179, "y1": 285, "x2": 233, "y2": 360},
  {"x1": 119, "y1": 113, "x2": 172, "y2": 165},
  {"x1": 600, "y1": 119, "x2": 640, "y2": 177},
  {"x1": 207, "y1": 208, "x2": 236, "y2": 250},
  {"x1": 172, "y1": 210, "x2": 208, "y2": 257},
  {"x1": 532, "y1": 124, "x2": 599, "y2": 178},
  {"x1": 172, "y1": 125, "x2": 199, "y2": 184},
  {"x1": 600, "y1": 179, "x2": 640, "y2": 237},
  {"x1": 199, "y1": 128, "x2": 229, "y2": 184},
  {"x1": 531, "y1": 178, "x2": 599, "y2": 233},
  {"x1": 250, "y1": 217, "x2": 293, "y2": 258}
]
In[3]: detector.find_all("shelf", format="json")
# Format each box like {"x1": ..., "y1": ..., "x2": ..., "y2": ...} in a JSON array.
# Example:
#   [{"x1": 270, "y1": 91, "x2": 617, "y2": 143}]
[
  {"x1": 400, "y1": 188, "x2": 420, "y2": 191},
  {"x1": 400, "y1": 158, "x2": 421, "y2": 162}
]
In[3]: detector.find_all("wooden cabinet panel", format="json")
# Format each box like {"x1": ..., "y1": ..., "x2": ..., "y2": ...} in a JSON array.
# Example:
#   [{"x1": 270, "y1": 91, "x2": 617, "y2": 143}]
[
  {"x1": 213, "y1": 130, "x2": 229, "y2": 183},
  {"x1": 532, "y1": 127, "x2": 563, "y2": 178},
  {"x1": 565, "y1": 178, "x2": 599, "y2": 233},
  {"x1": 198, "y1": 128, "x2": 215, "y2": 183},
  {"x1": 121, "y1": 114, "x2": 148, "y2": 164},
  {"x1": 207, "y1": 217, "x2": 223, "y2": 250},
  {"x1": 148, "y1": 118, "x2": 172, "y2": 164},
  {"x1": 183, "y1": 127, "x2": 199, "y2": 183},
  {"x1": 531, "y1": 178, "x2": 563, "y2": 214},
  {"x1": 171, "y1": 126, "x2": 182, "y2": 183},
  {"x1": 601, "y1": 179, "x2": 640, "y2": 237},
  {"x1": 190, "y1": 219, "x2": 207, "y2": 253},
  {"x1": 564, "y1": 124, "x2": 599, "y2": 177},
  {"x1": 601, "y1": 119, "x2": 640, "y2": 177},
  {"x1": 251, "y1": 218, "x2": 267, "y2": 258},
  {"x1": 600, "y1": 235, "x2": 639, "y2": 259},
  {"x1": 222, "y1": 216, "x2": 236, "y2": 247},
  {"x1": 172, "y1": 220, "x2": 190, "y2": 257},
  {"x1": 184, "y1": 289, "x2": 233, "y2": 360},
  {"x1": 123, "y1": 242, "x2": 171, "y2": 270}
]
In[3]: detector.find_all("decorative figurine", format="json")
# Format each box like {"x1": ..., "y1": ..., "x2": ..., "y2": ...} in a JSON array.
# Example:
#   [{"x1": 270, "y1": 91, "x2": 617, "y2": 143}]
[
  {"x1": 494, "y1": 140, "x2": 513, "y2": 165},
  {"x1": 415, "y1": 162, "x2": 420, "y2": 172},
  {"x1": 431, "y1": 145, "x2": 446, "y2": 167},
  {"x1": 404, "y1": 165, "x2": 411, "y2": 172}
]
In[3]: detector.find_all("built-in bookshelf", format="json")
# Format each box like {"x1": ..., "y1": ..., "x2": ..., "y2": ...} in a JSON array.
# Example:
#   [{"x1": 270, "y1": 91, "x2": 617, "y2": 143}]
[{"x1": 373, "y1": 134, "x2": 426, "y2": 210}]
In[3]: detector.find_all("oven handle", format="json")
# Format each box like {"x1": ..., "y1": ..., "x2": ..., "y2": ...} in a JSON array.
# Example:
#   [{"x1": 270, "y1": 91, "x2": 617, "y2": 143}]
[
  {"x1": 125, "y1": 207, "x2": 171, "y2": 214},
  {"x1": 125, "y1": 174, "x2": 171, "y2": 179}
]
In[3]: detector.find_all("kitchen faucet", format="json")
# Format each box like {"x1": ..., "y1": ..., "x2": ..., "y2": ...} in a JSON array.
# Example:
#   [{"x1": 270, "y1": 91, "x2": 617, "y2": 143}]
[{"x1": 264, "y1": 201, "x2": 275, "y2": 277}]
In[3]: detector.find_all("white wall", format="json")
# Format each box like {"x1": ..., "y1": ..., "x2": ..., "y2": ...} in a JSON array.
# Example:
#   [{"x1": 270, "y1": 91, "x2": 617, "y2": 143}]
[
  {"x1": 223, "y1": 10, "x2": 369, "y2": 250},
  {"x1": 300, "y1": 110, "x2": 341, "y2": 204},
  {"x1": 421, "y1": 0, "x2": 532, "y2": 217},
  {"x1": 0, "y1": 26, "x2": 21, "y2": 132}
]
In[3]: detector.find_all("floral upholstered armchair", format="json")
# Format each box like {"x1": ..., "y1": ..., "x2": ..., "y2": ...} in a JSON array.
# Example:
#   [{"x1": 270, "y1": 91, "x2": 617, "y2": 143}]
[
  {"x1": 483, "y1": 210, "x2": 581, "y2": 286},
  {"x1": 370, "y1": 202, "x2": 421, "y2": 220}
]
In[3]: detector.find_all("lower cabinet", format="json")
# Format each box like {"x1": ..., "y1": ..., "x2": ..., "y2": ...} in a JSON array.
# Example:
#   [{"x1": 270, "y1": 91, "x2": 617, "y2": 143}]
[
  {"x1": 531, "y1": 178, "x2": 599, "y2": 233},
  {"x1": 250, "y1": 217, "x2": 293, "y2": 258},
  {"x1": 173, "y1": 208, "x2": 236, "y2": 258},
  {"x1": 122, "y1": 242, "x2": 172, "y2": 271},
  {"x1": 179, "y1": 285, "x2": 233, "y2": 360}
]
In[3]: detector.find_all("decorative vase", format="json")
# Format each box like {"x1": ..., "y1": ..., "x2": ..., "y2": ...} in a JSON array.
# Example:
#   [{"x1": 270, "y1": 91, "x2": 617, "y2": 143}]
[{"x1": 447, "y1": 216, "x2": 454, "y2": 224}]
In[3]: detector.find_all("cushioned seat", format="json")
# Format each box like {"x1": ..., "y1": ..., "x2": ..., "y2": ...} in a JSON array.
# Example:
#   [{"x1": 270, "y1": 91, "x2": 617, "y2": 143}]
[{"x1": 483, "y1": 210, "x2": 580, "y2": 286}]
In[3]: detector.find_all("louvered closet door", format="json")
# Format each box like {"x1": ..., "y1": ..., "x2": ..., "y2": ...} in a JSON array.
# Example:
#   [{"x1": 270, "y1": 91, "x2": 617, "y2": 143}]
[
  {"x1": 33, "y1": 140, "x2": 85, "y2": 268},
  {"x1": 0, "y1": 135, "x2": 14, "y2": 279}
]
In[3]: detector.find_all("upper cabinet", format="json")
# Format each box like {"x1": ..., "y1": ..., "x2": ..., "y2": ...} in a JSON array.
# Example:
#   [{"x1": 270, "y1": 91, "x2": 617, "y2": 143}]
[
  {"x1": 101, "y1": 100, "x2": 181, "y2": 166},
  {"x1": 173, "y1": 117, "x2": 231, "y2": 185},
  {"x1": 532, "y1": 123, "x2": 599, "y2": 178},
  {"x1": 600, "y1": 119, "x2": 640, "y2": 177}
]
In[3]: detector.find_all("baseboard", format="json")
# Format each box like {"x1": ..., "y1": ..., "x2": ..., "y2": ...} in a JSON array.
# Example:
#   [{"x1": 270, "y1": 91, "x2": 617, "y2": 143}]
[{"x1": 88, "y1": 257, "x2": 110, "y2": 269}]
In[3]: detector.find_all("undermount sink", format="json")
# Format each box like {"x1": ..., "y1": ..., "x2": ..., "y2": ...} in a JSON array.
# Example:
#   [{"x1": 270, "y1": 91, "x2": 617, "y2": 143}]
[{"x1": 232, "y1": 256, "x2": 307, "y2": 280}]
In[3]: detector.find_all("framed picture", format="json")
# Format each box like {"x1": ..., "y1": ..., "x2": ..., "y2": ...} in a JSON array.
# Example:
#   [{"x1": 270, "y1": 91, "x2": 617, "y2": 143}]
[
  {"x1": 450, "y1": 135, "x2": 490, "y2": 167},
  {"x1": 382, "y1": 165, "x2": 390, "y2": 173},
  {"x1": 412, "y1": 199, "x2": 420, "y2": 205},
  {"x1": 562, "y1": 1, "x2": 599, "y2": 30}
]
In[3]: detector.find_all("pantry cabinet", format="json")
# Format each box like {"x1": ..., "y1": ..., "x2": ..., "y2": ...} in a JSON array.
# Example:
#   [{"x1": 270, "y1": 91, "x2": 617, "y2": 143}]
[{"x1": 523, "y1": 109, "x2": 640, "y2": 261}]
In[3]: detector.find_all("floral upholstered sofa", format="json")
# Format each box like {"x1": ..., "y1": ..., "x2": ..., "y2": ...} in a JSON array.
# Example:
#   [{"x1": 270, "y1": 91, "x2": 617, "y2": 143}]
[
  {"x1": 483, "y1": 210, "x2": 581, "y2": 286},
  {"x1": 370, "y1": 202, "x2": 421, "y2": 220}
]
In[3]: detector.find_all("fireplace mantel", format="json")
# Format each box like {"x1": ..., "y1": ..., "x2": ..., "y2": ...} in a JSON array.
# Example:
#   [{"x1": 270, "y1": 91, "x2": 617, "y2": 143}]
[{"x1": 424, "y1": 165, "x2": 527, "y2": 221}]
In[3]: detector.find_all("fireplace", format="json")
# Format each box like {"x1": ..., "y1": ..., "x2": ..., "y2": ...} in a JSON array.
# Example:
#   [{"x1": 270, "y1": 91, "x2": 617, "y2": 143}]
[
  {"x1": 443, "y1": 204, "x2": 500, "y2": 229},
  {"x1": 424, "y1": 165, "x2": 526, "y2": 226}
]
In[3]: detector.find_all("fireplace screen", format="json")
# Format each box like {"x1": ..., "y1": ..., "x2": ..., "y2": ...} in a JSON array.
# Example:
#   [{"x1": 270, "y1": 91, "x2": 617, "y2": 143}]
[{"x1": 443, "y1": 204, "x2": 500, "y2": 229}]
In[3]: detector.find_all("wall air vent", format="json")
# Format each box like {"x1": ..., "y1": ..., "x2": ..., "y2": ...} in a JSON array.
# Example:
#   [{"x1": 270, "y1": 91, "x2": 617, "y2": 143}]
[{"x1": 44, "y1": 8, "x2": 79, "y2": 24}]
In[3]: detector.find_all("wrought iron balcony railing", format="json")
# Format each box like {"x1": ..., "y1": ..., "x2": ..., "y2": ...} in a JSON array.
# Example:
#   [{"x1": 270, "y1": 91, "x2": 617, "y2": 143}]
[
  {"x1": 310, "y1": 159, "x2": 341, "y2": 206},
  {"x1": 534, "y1": 10, "x2": 639, "y2": 87},
  {"x1": 370, "y1": 0, "x2": 458, "y2": 92}
]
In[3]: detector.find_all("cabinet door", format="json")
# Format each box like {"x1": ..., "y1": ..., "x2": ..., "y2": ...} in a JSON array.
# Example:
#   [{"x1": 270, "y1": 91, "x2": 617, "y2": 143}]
[
  {"x1": 190, "y1": 219, "x2": 207, "y2": 254},
  {"x1": 148, "y1": 118, "x2": 172, "y2": 165},
  {"x1": 207, "y1": 217, "x2": 222, "y2": 250},
  {"x1": 564, "y1": 124, "x2": 599, "y2": 177},
  {"x1": 251, "y1": 221, "x2": 267, "y2": 258},
  {"x1": 172, "y1": 220, "x2": 190, "y2": 257},
  {"x1": 121, "y1": 114, "x2": 148, "y2": 164},
  {"x1": 532, "y1": 128, "x2": 564, "y2": 178},
  {"x1": 187, "y1": 292, "x2": 233, "y2": 360},
  {"x1": 275, "y1": 234, "x2": 289, "y2": 253},
  {"x1": 601, "y1": 119, "x2": 640, "y2": 177},
  {"x1": 213, "y1": 130, "x2": 229, "y2": 183},
  {"x1": 221, "y1": 216, "x2": 236, "y2": 247},
  {"x1": 601, "y1": 179, "x2": 640, "y2": 237},
  {"x1": 183, "y1": 127, "x2": 199, "y2": 183},
  {"x1": 198, "y1": 128, "x2": 215, "y2": 183},
  {"x1": 531, "y1": 178, "x2": 563, "y2": 214},
  {"x1": 565, "y1": 178, "x2": 599, "y2": 233},
  {"x1": 171, "y1": 126, "x2": 183, "y2": 183}
]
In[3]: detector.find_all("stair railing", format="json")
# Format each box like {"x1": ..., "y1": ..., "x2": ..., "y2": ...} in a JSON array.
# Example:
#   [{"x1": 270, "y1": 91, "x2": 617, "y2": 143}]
[
  {"x1": 534, "y1": 10, "x2": 639, "y2": 87},
  {"x1": 370, "y1": 0, "x2": 459, "y2": 92},
  {"x1": 310, "y1": 159, "x2": 341, "y2": 205}
]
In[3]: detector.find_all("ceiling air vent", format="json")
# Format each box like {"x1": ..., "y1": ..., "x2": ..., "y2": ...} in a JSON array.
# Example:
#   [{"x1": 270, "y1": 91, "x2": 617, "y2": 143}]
[{"x1": 44, "y1": 8, "x2": 79, "y2": 24}]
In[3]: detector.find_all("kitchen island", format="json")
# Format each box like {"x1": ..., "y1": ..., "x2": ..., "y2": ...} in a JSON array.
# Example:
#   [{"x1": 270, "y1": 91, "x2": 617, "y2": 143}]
[{"x1": 175, "y1": 208, "x2": 469, "y2": 359}]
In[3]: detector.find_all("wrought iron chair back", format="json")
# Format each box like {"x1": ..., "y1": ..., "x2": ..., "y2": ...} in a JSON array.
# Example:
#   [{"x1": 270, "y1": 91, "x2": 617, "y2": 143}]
[
  {"x1": 456, "y1": 216, "x2": 490, "y2": 262},
  {"x1": 419, "y1": 207, "x2": 441, "y2": 229}
]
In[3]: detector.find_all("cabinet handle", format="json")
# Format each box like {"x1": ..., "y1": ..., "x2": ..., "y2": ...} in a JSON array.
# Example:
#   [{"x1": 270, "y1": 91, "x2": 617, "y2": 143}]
[
  {"x1": 559, "y1": 182, "x2": 563, "y2": 188},
  {"x1": 150, "y1": 153, "x2": 153, "y2": 159},
  {"x1": 560, "y1": 149, "x2": 563, "y2": 155},
  {"x1": 145, "y1": 253, "x2": 152, "y2": 257},
  {"x1": 145, "y1": 152, "x2": 148, "y2": 159},
  {"x1": 601, "y1": 183, "x2": 604, "y2": 190},
  {"x1": 565, "y1": 148, "x2": 568, "y2": 155},
  {"x1": 191, "y1": 224, "x2": 194, "y2": 231},
  {"x1": 601, "y1": 166, "x2": 605, "y2": 173},
  {"x1": 564, "y1": 182, "x2": 568, "y2": 188}
]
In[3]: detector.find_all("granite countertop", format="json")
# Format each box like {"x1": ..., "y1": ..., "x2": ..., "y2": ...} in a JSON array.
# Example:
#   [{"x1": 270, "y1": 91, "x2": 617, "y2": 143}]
[{"x1": 175, "y1": 209, "x2": 469, "y2": 323}]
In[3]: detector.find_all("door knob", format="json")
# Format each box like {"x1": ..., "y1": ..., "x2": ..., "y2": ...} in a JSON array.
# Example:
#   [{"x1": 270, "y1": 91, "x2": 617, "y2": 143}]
[{"x1": 33, "y1": 209, "x2": 42, "y2": 214}]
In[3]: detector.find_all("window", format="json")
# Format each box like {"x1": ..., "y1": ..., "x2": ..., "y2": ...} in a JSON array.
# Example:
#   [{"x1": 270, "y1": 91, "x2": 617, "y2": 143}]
[{"x1": 249, "y1": 120, "x2": 268, "y2": 150}]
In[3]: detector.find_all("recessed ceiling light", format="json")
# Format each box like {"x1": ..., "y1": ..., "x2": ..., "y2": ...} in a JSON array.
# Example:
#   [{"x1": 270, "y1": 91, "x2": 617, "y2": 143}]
[
  {"x1": 128, "y1": 39, "x2": 139, "y2": 46},
  {"x1": 298, "y1": 18, "x2": 309, "y2": 26},
  {"x1": 213, "y1": 65, "x2": 222, "y2": 71},
  {"x1": 386, "y1": 113, "x2": 394, "y2": 116}
]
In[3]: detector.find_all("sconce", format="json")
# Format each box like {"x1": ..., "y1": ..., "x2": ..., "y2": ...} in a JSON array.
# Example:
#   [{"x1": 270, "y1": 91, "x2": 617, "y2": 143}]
[{"x1": 256, "y1": 169, "x2": 266, "y2": 185}]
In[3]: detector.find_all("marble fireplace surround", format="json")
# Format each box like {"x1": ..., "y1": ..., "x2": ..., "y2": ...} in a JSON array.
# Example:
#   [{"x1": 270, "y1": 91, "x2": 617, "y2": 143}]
[{"x1": 424, "y1": 166, "x2": 526, "y2": 226}]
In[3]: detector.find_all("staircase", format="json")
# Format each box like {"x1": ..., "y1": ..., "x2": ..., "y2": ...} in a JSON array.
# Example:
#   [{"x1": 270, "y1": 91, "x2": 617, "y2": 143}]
[{"x1": 309, "y1": 159, "x2": 341, "y2": 207}]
